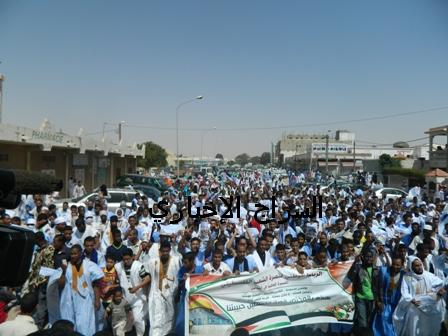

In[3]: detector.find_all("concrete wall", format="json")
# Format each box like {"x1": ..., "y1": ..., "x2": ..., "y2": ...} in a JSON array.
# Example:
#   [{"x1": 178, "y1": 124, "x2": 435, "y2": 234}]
[
  {"x1": 362, "y1": 160, "x2": 381, "y2": 173},
  {"x1": 0, "y1": 143, "x2": 138, "y2": 196},
  {"x1": 0, "y1": 143, "x2": 29, "y2": 169}
]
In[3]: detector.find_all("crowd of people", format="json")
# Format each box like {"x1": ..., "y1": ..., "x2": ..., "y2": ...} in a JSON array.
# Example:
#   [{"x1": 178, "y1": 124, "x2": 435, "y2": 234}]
[{"x1": 0, "y1": 168, "x2": 448, "y2": 336}]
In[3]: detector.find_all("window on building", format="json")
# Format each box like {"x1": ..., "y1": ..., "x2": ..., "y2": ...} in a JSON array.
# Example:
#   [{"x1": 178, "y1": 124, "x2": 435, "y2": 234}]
[
  {"x1": 0, "y1": 154, "x2": 8, "y2": 161},
  {"x1": 42, "y1": 156, "x2": 56, "y2": 163}
]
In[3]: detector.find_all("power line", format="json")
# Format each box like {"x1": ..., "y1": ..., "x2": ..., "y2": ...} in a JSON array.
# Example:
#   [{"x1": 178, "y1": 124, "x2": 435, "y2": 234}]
[
  {"x1": 123, "y1": 104, "x2": 448, "y2": 132},
  {"x1": 356, "y1": 136, "x2": 428, "y2": 146},
  {"x1": 85, "y1": 129, "x2": 116, "y2": 136},
  {"x1": 123, "y1": 124, "x2": 203, "y2": 131}
]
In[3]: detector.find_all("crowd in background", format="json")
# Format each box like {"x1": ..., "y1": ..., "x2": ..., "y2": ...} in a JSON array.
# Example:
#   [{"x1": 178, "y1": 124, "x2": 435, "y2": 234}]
[{"x1": 0, "y1": 168, "x2": 448, "y2": 336}]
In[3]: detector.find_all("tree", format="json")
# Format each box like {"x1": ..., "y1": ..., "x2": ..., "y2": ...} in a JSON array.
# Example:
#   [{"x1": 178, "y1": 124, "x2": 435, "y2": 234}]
[
  {"x1": 137, "y1": 141, "x2": 168, "y2": 168},
  {"x1": 235, "y1": 153, "x2": 250, "y2": 166},
  {"x1": 215, "y1": 153, "x2": 224, "y2": 160},
  {"x1": 260, "y1": 152, "x2": 271, "y2": 165},
  {"x1": 379, "y1": 154, "x2": 401, "y2": 170},
  {"x1": 250, "y1": 156, "x2": 261, "y2": 165},
  {"x1": 227, "y1": 160, "x2": 235, "y2": 166}
]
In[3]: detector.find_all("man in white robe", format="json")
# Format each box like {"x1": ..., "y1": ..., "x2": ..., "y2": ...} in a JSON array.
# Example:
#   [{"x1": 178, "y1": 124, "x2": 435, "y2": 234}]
[
  {"x1": 393, "y1": 256, "x2": 446, "y2": 336},
  {"x1": 73, "y1": 180, "x2": 86, "y2": 198},
  {"x1": 100, "y1": 216, "x2": 121, "y2": 254},
  {"x1": 73, "y1": 218, "x2": 97, "y2": 247},
  {"x1": 145, "y1": 240, "x2": 181, "y2": 336},
  {"x1": 115, "y1": 248, "x2": 150, "y2": 336},
  {"x1": 136, "y1": 240, "x2": 160, "y2": 264},
  {"x1": 58, "y1": 244, "x2": 104, "y2": 335},
  {"x1": 251, "y1": 236, "x2": 273, "y2": 271}
]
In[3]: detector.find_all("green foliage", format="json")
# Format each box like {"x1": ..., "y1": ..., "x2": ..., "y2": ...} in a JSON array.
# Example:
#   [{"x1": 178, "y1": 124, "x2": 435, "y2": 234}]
[
  {"x1": 235, "y1": 153, "x2": 250, "y2": 166},
  {"x1": 382, "y1": 167, "x2": 426, "y2": 187},
  {"x1": 215, "y1": 153, "x2": 224, "y2": 160},
  {"x1": 250, "y1": 156, "x2": 261, "y2": 165},
  {"x1": 260, "y1": 152, "x2": 271, "y2": 165},
  {"x1": 137, "y1": 141, "x2": 168, "y2": 168},
  {"x1": 379, "y1": 154, "x2": 402, "y2": 169},
  {"x1": 382, "y1": 167, "x2": 426, "y2": 179}
]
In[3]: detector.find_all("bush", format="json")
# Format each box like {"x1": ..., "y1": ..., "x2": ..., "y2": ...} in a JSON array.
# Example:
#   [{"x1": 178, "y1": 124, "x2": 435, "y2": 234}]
[{"x1": 382, "y1": 167, "x2": 426, "y2": 178}]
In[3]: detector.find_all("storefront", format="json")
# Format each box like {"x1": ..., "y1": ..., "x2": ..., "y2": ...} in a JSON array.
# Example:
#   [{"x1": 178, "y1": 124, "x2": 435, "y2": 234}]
[{"x1": 0, "y1": 122, "x2": 145, "y2": 196}]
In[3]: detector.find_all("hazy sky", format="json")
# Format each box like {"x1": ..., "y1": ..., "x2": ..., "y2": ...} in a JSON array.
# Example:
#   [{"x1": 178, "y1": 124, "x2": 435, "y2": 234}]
[{"x1": 1, "y1": 0, "x2": 448, "y2": 159}]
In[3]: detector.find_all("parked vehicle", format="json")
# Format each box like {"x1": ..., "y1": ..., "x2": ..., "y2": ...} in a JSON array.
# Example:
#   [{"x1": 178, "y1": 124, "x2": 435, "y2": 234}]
[
  {"x1": 132, "y1": 184, "x2": 162, "y2": 202},
  {"x1": 319, "y1": 180, "x2": 362, "y2": 193},
  {"x1": 375, "y1": 187, "x2": 409, "y2": 201},
  {"x1": 116, "y1": 174, "x2": 169, "y2": 191},
  {"x1": 54, "y1": 188, "x2": 141, "y2": 212}
]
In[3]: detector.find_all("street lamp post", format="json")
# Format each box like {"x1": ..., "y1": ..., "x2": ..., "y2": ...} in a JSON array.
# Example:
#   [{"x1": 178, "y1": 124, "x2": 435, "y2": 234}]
[
  {"x1": 0, "y1": 74, "x2": 4, "y2": 124},
  {"x1": 118, "y1": 121, "x2": 125, "y2": 143},
  {"x1": 102, "y1": 123, "x2": 108, "y2": 142},
  {"x1": 176, "y1": 96, "x2": 203, "y2": 178},
  {"x1": 325, "y1": 134, "x2": 329, "y2": 174},
  {"x1": 325, "y1": 130, "x2": 332, "y2": 176},
  {"x1": 102, "y1": 121, "x2": 125, "y2": 143},
  {"x1": 200, "y1": 126, "x2": 217, "y2": 162}
]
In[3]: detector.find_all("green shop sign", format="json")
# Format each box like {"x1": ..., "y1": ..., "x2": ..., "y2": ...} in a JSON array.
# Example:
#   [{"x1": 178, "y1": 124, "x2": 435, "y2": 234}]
[{"x1": 31, "y1": 130, "x2": 64, "y2": 143}]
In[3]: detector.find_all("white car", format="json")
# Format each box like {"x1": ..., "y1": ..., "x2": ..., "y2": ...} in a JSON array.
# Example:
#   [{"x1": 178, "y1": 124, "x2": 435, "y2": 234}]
[
  {"x1": 375, "y1": 188, "x2": 408, "y2": 201},
  {"x1": 54, "y1": 188, "x2": 141, "y2": 212}
]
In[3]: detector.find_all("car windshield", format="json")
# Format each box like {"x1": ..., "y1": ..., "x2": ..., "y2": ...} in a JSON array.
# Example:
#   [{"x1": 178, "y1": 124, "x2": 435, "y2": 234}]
[
  {"x1": 71, "y1": 194, "x2": 90, "y2": 202},
  {"x1": 71, "y1": 193, "x2": 112, "y2": 203}
]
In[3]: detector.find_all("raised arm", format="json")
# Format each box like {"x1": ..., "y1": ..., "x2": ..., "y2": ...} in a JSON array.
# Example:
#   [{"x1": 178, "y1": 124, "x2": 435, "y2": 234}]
[
  {"x1": 204, "y1": 230, "x2": 214, "y2": 258},
  {"x1": 246, "y1": 226, "x2": 257, "y2": 249},
  {"x1": 58, "y1": 263, "x2": 67, "y2": 289},
  {"x1": 226, "y1": 231, "x2": 238, "y2": 257}
]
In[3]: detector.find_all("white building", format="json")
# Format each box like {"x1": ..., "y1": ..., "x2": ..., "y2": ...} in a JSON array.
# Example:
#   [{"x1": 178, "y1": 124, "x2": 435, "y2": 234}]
[
  {"x1": 276, "y1": 130, "x2": 355, "y2": 164},
  {"x1": 0, "y1": 120, "x2": 145, "y2": 196}
]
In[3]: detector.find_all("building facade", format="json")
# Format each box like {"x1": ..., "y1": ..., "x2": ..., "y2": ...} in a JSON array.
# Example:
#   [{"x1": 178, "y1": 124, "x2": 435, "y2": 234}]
[
  {"x1": 275, "y1": 130, "x2": 355, "y2": 164},
  {"x1": 0, "y1": 121, "x2": 145, "y2": 196},
  {"x1": 425, "y1": 125, "x2": 448, "y2": 169}
]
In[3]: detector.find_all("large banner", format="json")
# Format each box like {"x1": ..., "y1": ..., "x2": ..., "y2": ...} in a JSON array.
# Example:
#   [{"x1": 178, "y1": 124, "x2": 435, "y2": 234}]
[{"x1": 186, "y1": 261, "x2": 354, "y2": 335}]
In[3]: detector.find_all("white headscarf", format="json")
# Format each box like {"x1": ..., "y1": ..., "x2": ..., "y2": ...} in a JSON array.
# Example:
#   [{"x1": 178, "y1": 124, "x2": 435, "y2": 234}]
[
  {"x1": 115, "y1": 208, "x2": 124, "y2": 219},
  {"x1": 408, "y1": 256, "x2": 425, "y2": 280}
]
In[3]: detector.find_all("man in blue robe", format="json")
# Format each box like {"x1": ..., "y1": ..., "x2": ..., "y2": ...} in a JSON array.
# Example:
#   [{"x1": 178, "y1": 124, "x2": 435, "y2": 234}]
[
  {"x1": 174, "y1": 251, "x2": 204, "y2": 336},
  {"x1": 372, "y1": 256, "x2": 405, "y2": 336},
  {"x1": 58, "y1": 244, "x2": 104, "y2": 335}
]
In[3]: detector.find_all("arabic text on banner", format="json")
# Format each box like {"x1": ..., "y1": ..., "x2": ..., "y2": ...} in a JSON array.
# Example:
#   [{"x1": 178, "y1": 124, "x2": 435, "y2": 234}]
[{"x1": 186, "y1": 262, "x2": 354, "y2": 335}]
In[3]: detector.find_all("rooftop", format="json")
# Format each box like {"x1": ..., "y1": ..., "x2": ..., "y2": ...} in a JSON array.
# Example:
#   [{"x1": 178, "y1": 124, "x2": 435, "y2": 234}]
[
  {"x1": 425, "y1": 125, "x2": 448, "y2": 136},
  {"x1": 425, "y1": 168, "x2": 448, "y2": 177},
  {"x1": 0, "y1": 121, "x2": 145, "y2": 158}
]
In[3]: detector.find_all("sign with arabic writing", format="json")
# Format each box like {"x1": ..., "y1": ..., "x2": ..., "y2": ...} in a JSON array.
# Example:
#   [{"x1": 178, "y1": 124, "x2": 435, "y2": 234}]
[
  {"x1": 312, "y1": 143, "x2": 349, "y2": 153},
  {"x1": 186, "y1": 262, "x2": 354, "y2": 335}
]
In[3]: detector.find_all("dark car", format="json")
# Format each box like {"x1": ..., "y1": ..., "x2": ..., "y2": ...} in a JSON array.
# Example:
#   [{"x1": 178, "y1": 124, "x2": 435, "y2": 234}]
[
  {"x1": 133, "y1": 184, "x2": 162, "y2": 202},
  {"x1": 116, "y1": 174, "x2": 169, "y2": 192}
]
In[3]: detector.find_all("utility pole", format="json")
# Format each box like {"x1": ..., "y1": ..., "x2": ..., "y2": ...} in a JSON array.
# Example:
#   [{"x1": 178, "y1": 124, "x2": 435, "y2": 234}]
[
  {"x1": 176, "y1": 96, "x2": 204, "y2": 178},
  {"x1": 102, "y1": 123, "x2": 106, "y2": 142},
  {"x1": 325, "y1": 133, "x2": 329, "y2": 175},
  {"x1": 118, "y1": 121, "x2": 125, "y2": 143},
  {"x1": 0, "y1": 74, "x2": 4, "y2": 124},
  {"x1": 352, "y1": 140, "x2": 356, "y2": 172},
  {"x1": 295, "y1": 143, "x2": 299, "y2": 171}
]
